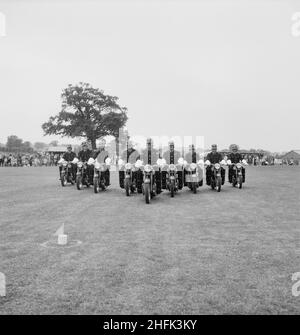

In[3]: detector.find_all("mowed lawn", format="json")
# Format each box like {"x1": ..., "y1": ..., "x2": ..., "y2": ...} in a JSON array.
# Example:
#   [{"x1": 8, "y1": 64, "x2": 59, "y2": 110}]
[{"x1": 0, "y1": 166, "x2": 299, "y2": 315}]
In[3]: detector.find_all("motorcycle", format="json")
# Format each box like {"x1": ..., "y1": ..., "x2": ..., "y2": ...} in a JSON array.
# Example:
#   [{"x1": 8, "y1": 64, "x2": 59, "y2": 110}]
[
  {"x1": 161, "y1": 158, "x2": 184, "y2": 197},
  {"x1": 140, "y1": 160, "x2": 160, "y2": 204},
  {"x1": 205, "y1": 160, "x2": 226, "y2": 192},
  {"x1": 184, "y1": 160, "x2": 204, "y2": 194},
  {"x1": 118, "y1": 159, "x2": 137, "y2": 196},
  {"x1": 76, "y1": 161, "x2": 90, "y2": 190},
  {"x1": 92, "y1": 157, "x2": 111, "y2": 193},
  {"x1": 59, "y1": 158, "x2": 76, "y2": 187},
  {"x1": 227, "y1": 159, "x2": 247, "y2": 189}
]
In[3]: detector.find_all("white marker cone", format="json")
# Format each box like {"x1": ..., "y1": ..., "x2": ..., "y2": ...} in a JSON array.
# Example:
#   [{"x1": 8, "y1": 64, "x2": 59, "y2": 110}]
[
  {"x1": 54, "y1": 223, "x2": 67, "y2": 245},
  {"x1": 57, "y1": 234, "x2": 68, "y2": 245},
  {"x1": 54, "y1": 223, "x2": 64, "y2": 236},
  {"x1": 0, "y1": 272, "x2": 6, "y2": 297}
]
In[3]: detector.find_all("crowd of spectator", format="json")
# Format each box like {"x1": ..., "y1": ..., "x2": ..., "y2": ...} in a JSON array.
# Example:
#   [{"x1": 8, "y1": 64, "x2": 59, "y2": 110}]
[
  {"x1": 0, "y1": 152, "x2": 63, "y2": 167},
  {"x1": 0, "y1": 151, "x2": 297, "y2": 167}
]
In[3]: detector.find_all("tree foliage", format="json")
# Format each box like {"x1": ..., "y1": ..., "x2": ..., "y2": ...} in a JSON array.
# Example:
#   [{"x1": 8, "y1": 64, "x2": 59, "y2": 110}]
[
  {"x1": 5, "y1": 135, "x2": 33, "y2": 152},
  {"x1": 42, "y1": 83, "x2": 128, "y2": 149}
]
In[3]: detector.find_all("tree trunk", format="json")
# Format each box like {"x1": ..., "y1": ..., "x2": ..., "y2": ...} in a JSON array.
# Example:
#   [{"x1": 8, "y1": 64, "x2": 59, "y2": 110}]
[
  {"x1": 89, "y1": 137, "x2": 96, "y2": 150},
  {"x1": 115, "y1": 136, "x2": 119, "y2": 172}
]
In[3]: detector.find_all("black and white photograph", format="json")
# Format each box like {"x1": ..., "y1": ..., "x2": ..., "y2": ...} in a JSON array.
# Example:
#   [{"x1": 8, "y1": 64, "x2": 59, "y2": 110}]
[{"x1": 0, "y1": 0, "x2": 299, "y2": 319}]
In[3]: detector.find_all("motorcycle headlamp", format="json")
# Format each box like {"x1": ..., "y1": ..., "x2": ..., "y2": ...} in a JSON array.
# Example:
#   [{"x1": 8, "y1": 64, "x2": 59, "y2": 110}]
[
  {"x1": 135, "y1": 159, "x2": 143, "y2": 168},
  {"x1": 77, "y1": 162, "x2": 83, "y2": 168},
  {"x1": 144, "y1": 164, "x2": 152, "y2": 172},
  {"x1": 215, "y1": 163, "x2": 221, "y2": 170},
  {"x1": 157, "y1": 158, "x2": 166, "y2": 166},
  {"x1": 190, "y1": 163, "x2": 197, "y2": 170},
  {"x1": 169, "y1": 164, "x2": 176, "y2": 171},
  {"x1": 125, "y1": 163, "x2": 132, "y2": 170},
  {"x1": 236, "y1": 163, "x2": 242, "y2": 169},
  {"x1": 95, "y1": 162, "x2": 101, "y2": 170},
  {"x1": 105, "y1": 157, "x2": 111, "y2": 165},
  {"x1": 62, "y1": 162, "x2": 67, "y2": 167}
]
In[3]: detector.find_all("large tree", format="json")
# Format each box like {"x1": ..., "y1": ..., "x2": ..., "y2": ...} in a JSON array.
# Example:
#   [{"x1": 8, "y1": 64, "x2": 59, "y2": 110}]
[
  {"x1": 22, "y1": 141, "x2": 33, "y2": 153},
  {"x1": 42, "y1": 82, "x2": 128, "y2": 149},
  {"x1": 6, "y1": 135, "x2": 23, "y2": 151}
]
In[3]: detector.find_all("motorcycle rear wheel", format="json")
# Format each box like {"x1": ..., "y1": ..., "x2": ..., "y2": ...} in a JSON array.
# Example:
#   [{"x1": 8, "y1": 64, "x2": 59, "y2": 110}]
[
  {"x1": 100, "y1": 180, "x2": 106, "y2": 191},
  {"x1": 76, "y1": 176, "x2": 83, "y2": 190},
  {"x1": 94, "y1": 177, "x2": 99, "y2": 193},
  {"x1": 238, "y1": 175, "x2": 243, "y2": 189},
  {"x1": 232, "y1": 176, "x2": 237, "y2": 187}
]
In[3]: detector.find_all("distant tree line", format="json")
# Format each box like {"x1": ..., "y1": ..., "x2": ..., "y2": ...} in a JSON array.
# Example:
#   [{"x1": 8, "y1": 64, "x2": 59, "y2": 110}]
[{"x1": 0, "y1": 135, "x2": 59, "y2": 153}]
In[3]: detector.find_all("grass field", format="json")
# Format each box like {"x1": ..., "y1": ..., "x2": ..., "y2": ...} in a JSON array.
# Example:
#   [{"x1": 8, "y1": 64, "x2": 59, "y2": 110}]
[{"x1": 0, "y1": 166, "x2": 299, "y2": 314}]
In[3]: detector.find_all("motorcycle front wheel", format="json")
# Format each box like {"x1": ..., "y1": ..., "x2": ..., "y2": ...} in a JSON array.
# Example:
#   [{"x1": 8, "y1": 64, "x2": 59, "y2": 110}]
[
  {"x1": 125, "y1": 178, "x2": 130, "y2": 196},
  {"x1": 217, "y1": 176, "x2": 222, "y2": 192},
  {"x1": 192, "y1": 182, "x2": 197, "y2": 194},
  {"x1": 144, "y1": 183, "x2": 151, "y2": 204},
  {"x1": 61, "y1": 174, "x2": 67, "y2": 187},
  {"x1": 170, "y1": 180, "x2": 175, "y2": 198},
  {"x1": 93, "y1": 177, "x2": 100, "y2": 193}
]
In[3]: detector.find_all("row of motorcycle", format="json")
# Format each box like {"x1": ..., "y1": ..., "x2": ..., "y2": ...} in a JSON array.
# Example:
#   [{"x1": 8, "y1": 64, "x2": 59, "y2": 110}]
[{"x1": 59, "y1": 157, "x2": 247, "y2": 204}]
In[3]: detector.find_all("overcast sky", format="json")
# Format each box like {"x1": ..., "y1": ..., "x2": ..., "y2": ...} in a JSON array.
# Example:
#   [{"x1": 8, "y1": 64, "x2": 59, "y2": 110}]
[{"x1": 0, "y1": 0, "x2": 299, "y2": 151}]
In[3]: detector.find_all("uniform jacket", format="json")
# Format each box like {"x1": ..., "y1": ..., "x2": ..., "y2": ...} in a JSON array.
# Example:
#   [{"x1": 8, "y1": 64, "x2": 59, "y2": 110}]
[
  {"x1": 78, "y1": 149, "x2": 92, "y2": 162},
  {"x1": 93, "y1": 148, "x2": 109, "y2": 163},
  {"x1": 141, "y1": 148, "x2": 160, "y2": 165},
  {"x1": 121, "y1": 148, "x2": 140, "y2": 164},
  {"x1": 163, "y1": 150, "x2": 181, "y2": 164},
  {"x1": 206, "y1": 151, "x2": 223, "y2": 164},
  {"x1": 228, "y1": 152, "x2": 243, "y2": 164},
  {"x1": 62, "y1": 151, "x2": 77, "y2": 161},
  {"x1": 184, "y1": 151, "x2": 199, "y2": 163}
]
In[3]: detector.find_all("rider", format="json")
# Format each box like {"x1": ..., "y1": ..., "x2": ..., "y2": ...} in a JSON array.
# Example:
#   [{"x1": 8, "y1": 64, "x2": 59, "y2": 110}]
[
  {"x1": 93, "y1": 138, "x2": 110, "y2": 186},
  {"x1": 184, "y1": 144, "x2": 202, "y2": 186},
  {"x1": 78, "y1": 142, "x2": 93, "y2": 184},
  {"x1": 227, "y1": 144, "x2": 245, "y2": 183},
  {"x1": 184, "y1": 144, "x2": 199, "y2": 163},
  {"x1": 140, "y1": 138, "x2": 162, "y2": 194},
  {"x1": 205, "y1": 144, "x2": 225, "y2": 185},
  {"x1": 162, "y1": 140, "x2": 183, "y2": 189},
  {"x1": 59, "y1": 145, "x2": 77, "y2": 180},
  {"x1": 119, "y1": 140, "x2": 141, "y2": 189}
]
